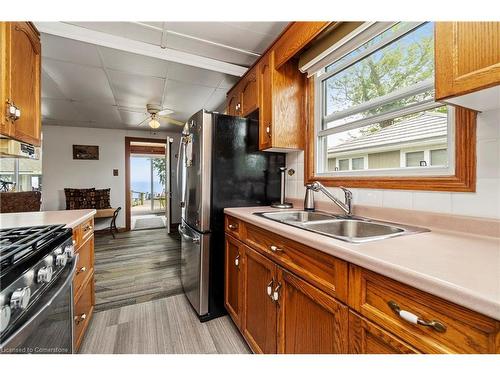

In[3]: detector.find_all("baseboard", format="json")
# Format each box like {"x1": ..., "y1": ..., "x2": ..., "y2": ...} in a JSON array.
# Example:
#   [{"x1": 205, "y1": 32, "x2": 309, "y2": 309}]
[{"x1": 94, "y1": 227, "x2": 126, "y2": 234}]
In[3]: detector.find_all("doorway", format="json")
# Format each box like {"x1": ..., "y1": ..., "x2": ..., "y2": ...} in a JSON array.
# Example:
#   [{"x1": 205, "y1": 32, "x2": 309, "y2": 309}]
[{"x1": 125, "y1": 137, "x2": 173, "y2": 231}]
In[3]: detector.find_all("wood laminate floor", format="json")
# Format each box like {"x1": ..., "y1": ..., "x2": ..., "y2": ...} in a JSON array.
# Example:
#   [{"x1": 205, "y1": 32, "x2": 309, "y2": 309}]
[
  {"x1": 79, "y1": 294, "x2": 251, "y2": 354},
  {"x1": 94, "y1": 229, "x2": 182, "y2": 311}
]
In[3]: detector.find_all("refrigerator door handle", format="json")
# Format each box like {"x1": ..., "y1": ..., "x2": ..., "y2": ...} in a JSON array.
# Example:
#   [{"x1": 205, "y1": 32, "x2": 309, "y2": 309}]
[{"x1": 178, "y1": 225, "x2": 200, "y2": 243}]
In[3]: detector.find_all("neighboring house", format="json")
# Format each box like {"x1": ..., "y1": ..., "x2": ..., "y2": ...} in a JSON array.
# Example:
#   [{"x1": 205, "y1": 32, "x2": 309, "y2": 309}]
[{"x1": 327, "y1": 112, "x2": 448, "y2": 171}]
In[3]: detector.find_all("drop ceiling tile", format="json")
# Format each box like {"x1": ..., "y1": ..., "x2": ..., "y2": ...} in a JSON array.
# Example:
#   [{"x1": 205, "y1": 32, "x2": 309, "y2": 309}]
[
  {"x1": 41, "y1": 70, "x2": 66, "y2": 99},
  {"x1": 66, "y1": 22, "x2": 162, "y2": 46},
  {"x1": 107, "y1": 69, "x2": 165, "y2": 108},
  {"x1": 164, "y1": 22, "x2": 278, "y2": 54},
  {"x1": 72, "y1": 101, "x2": 122, "y2": 124},
  {"x1": 118, "y1": 109, "x2": 149, "y2": 126},
  {"x1": 41, "y1": 33, "x2": 102, "y2": 67},
  {"x1": 42, "y1": 59, "x2": 115, "y2": 103},
  {"x1": 41, "y1": 98, "x2": 87, "y2": 121},
  {"x1": 204, "y1": 88, "x2": 227, "y2": 111},
  {"x1": 163, "y1": 80, "x2": 215, "y2": 116},
  {"x1": 165, "y1": 34, "x2": 256, "y2": 67},
  {"x1": 218, "y1": 75, "x2": 239, "y2": 90},
  {"x1": 166, "y1": 61, "x2": 226, "y2": 87},
  {"x1": 99, "y1": 47, "x2": 168, "y2": 78}
]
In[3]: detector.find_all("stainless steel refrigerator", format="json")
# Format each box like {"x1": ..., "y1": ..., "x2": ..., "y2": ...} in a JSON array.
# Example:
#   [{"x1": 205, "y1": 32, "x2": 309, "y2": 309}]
[{"x1": 177, "y1": 109, "x2": 285, "y2": 321}]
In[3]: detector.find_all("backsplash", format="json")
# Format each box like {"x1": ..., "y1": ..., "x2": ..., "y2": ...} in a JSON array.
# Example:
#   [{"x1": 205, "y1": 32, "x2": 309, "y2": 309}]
[{"x1": 286, "y1": 108, "x2": 500, "y2": 219}]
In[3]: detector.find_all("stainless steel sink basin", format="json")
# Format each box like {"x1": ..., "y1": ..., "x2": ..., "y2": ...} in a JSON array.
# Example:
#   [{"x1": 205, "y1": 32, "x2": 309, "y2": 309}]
[
  {"x1": 260, "y1": 210, "x2": 338, "y2": 223},
  {"x1": 254, "y1": 210, "x2": 428, "y2": 243}
]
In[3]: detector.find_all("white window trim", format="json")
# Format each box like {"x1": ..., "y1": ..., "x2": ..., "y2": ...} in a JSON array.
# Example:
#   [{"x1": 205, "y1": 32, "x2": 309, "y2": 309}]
[{"x1": 313, "y1": 22, "x2": 456, "y2": 178}]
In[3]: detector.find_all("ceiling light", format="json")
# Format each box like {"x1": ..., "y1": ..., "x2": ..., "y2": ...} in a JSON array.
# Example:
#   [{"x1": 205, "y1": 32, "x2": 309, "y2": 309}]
[{"x1": 149, "y1": 119, "x2": 160, "y2": 129}]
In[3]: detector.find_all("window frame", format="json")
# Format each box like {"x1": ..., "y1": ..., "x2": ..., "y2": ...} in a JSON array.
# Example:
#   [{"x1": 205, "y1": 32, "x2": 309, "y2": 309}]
[
  {"x1": 304, "y1": 22, "x2": 477, "y2": 192},
  {"x1": 305, "y1": 79, "x2": 477, "y2": 192}
]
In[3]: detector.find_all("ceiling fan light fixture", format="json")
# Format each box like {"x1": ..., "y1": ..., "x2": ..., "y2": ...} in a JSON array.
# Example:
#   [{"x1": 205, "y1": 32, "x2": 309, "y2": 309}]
[{"x1": 149, "y1": 118, "x2": 161, "y2": 129}]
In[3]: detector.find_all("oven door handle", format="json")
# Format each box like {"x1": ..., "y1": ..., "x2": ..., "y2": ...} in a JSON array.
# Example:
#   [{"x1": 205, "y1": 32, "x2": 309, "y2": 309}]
[{"x1": 0, "y1": 255, "x2": 78, "y2": 352}]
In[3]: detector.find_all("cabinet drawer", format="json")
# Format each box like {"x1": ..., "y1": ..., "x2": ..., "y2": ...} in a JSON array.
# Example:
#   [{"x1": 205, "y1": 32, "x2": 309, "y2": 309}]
[
  {"x1": 225, "y1": 215, "x2": 242, "y2": 240},
  {"x1": 73, "y1": 236, "x2": 94, "y2": 295},
  {"x1": 348, "y1": 311, "x2": 419, "y2": 354},
  {"x1": 243, "y1": 223, "x2": 348, "y2": 302},
  {"x1": 348, "y1": 265, "x2": 500, "y2": 353},
  {"x1": 74, "y1": 274, "x2": 94, "y2": 351},
  {"x1": 73, "y1": 218, "x2": 94, "y2": 249}
]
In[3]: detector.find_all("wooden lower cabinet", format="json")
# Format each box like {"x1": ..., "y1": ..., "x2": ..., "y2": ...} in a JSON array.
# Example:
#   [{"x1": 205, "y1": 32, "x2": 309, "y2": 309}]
[
  {"x1": 73, "y1": 274, "x2": 95, "y2": 351},
  {"x1": 277, "y1": 268, "x2": 348, "y2": 354},
  {"x1": 225, "y1": 215, "x2": 500, "y2": 354},
  {"x1": 231, "y1": 237, "x2": 349, "y2": 354},
  {"x1": 224, "y1": 235, "x2": 244, "y2": 328},
  {"x1": 242, "y1": 246, "x2": 277, "y2": 354},
  {"x1": 349, "y1": 312, "x2": 419, "y2": 354}
]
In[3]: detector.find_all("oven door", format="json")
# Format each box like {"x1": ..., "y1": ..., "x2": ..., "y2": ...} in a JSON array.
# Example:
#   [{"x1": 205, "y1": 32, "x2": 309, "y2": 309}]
[{"x1": 0, "y1": 257, "x2": 77, "y2": 354}]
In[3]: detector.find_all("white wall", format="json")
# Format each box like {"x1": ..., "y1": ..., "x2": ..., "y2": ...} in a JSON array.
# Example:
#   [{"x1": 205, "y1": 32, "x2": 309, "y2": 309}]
[
  {"x1": 286, "y1": 108, "x2": 500, "y2": 219},
  {"x1": 41, "y1": 125, "x2": 182, "y2": 228}
]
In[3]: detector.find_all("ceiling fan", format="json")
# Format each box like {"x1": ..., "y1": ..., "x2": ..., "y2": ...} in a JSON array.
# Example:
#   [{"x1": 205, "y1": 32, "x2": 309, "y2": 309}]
[{"x1": 134, "y1": 104, "x2": 184, "y2": 128}]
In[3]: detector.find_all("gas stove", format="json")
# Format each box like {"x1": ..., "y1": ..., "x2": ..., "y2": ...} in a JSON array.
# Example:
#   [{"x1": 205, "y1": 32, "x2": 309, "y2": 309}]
[{"x1": 0, "y1": 225, "x2": 75, "y2": 346}]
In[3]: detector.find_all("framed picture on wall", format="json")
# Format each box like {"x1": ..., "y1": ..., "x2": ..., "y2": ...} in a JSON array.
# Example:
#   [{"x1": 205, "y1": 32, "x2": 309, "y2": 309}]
[{"x1": 73, "y1": 145, "x2": 99, "y2": 160}]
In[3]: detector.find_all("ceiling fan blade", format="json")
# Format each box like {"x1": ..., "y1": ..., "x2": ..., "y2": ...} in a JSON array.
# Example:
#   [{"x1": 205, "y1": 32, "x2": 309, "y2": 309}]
[
  {"x1": 158, "y1": 116, "x2": 184, "y2": 126},
  {"x1": 158, "y1": 108, "x2": 173, "y2": 116},
  {"x1": 137, "y1": 117, "x2": 149, "y2": 126}
]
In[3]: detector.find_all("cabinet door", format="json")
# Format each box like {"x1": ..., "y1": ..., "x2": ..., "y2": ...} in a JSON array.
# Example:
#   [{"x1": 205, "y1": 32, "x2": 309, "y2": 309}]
[
  {"x1": 435, "y1": 22, "x2": 500, "y2": 100},
  {"x1": 7, "y1": 22, "x2": 41, "y2": 146},
  {"x1": 240, "y1": 71, "x2": 258, "y2": 116},
  {"x1": 258, "y1": 52, "x2": 273, "y2": 150},
  {"x1": 276, "y1": 268, "x2": 348, "y2": 354},
  {"x1": 226, "y1": 90, "x2": 241, "y2": 116},
  {"x1": 0, "y1": 23, "x2": 12, "y2": 137},
  {"x1": 224, "y1": 235, "x2": 244, "y2": 328},
  {"x1": 349, "y1": 311, "x2": 419, "y2": 354},
  {"x1": 242, "y1": 246, "x2": 277, "y2": 354}
]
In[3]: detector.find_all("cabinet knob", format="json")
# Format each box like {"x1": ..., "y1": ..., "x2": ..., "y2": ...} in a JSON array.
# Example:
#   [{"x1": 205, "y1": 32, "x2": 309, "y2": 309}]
[
  {"x1": 266, "y1": 280, "x2": 274, "y2": 298},
  {"x1": 266, "y1": 125, "x2": 271, "y2": 138},
  {"x1": 272, "y1": 283, "x2": 281, "y2": 301},
  {"x1": 7, "y1": 101, "x2": 20, "y2": 121},
  {"x1": 269, "y1": 245, "x2": 282, "y2": 252},
  {"x1": 74, "y1": 313, "x2": 87, "y2": 324},
  {"x1": 77, "y1": 266, "x2": 87, "y2": 275},
  {"x1": 228, "y1": 223, "x2": 238, "y2": 230},
  {"x1": 234, "y1": 255, "x2": 240, "y2": 267}
]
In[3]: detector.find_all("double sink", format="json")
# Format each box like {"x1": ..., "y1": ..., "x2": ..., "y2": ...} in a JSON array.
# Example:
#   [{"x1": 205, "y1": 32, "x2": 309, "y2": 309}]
[{"x1": 254, "y1": 210, "x2": 428, "y2": 243}]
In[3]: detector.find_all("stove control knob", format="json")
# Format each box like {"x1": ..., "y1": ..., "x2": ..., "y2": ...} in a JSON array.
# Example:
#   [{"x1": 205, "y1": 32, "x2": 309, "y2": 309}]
[
  {"x1": 0, "y1": 305, "x2": 11, "y2": 333},
  {"x1": 64, "y1": 244, "x2": 75, "y2": 259},
  {"x1": 55, "y1": 253, "x2": 67, "y2": 267},
  {"x1": 37, "y1": 266, "x2": 53, "y2": 284},
  {"x1": 10, "y1": 287, "x2": 31, "y2": 310}
]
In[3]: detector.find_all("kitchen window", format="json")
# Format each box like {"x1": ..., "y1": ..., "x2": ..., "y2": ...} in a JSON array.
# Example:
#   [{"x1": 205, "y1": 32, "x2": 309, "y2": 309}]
[{"x1": 305, "y1": 21, "x2": 476, "y2": 191}]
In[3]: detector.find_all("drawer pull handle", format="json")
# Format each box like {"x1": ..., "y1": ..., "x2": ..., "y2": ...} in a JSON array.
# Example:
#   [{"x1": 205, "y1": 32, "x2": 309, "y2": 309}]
[
  {"x1": 74, "y1": 313, "x2": 87, "y2": 324},
  {"x1": 77, "y1": 267, "x2": 87, "y2": 275},
  {"x1": 388, "y1": 301, "x2": 447, "y2": 333},
  {"x1": 234, "y1": 255, "x2": 240, "y2": 267},
  {"x1": 84, "y1": 225, "x2": 93, "y2": 233},
  {"x1": 266, "y1": 280, "x2": 274, "y2": 299},
  {"x1": 228, "y1": 224, "x2": 238, "y2": 230},
  {"x1": 269, "y1": 245, "x2": 282, "y2": 252}
]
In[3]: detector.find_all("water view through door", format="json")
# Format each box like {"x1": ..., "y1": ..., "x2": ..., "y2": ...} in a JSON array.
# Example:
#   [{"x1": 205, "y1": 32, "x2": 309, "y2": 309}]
[{"x1": 131, "y1": 150, "x2": 167, "y2": 230}]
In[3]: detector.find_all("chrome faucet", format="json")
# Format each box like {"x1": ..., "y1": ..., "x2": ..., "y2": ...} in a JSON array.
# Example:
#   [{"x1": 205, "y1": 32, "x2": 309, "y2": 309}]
[{"x1": 304, "y1": 181, "x2": 353, "y2": 216}]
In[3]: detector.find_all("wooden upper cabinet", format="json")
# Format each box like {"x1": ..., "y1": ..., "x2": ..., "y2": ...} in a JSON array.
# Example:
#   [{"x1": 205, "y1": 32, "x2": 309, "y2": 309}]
[
  {"x1": 240, "y1": 70, "x2": 258, "y2": 116},
  {"x1": 0, "y1": 22, "x2": 41, "y2": 146},
  {"x1": 435, "y1": 22, "x2": 500, "y2": 102},
  {"x1": 224, "y1": 235, "x2": 245, "y2": 328},
  {"x1": 349, "y1": 311, "x2": 419, "y2": 354},
  {"x1": 242, "y1": 246, "x2": 277, "y2": 354},
  {"x1": 258, "y1": 53, "x2": 273, "y2": 150},
  {"x1": 226, "y1": 88, "x2": 241, "y2": 116},
  {"x1": 276, "y1": 268, "x2": 348, "y2": 354}
]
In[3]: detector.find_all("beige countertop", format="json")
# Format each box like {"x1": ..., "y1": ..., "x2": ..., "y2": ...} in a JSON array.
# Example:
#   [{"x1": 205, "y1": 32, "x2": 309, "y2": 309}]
[
  {"x1": 224, "y1": 206, "x2": 500, "y2": 320},
  {"x1": 0, "y1": 209, "x2": 96, "y2": 229}
]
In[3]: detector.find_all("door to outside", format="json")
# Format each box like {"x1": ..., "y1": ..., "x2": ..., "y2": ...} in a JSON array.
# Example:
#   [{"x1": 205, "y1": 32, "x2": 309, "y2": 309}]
[{"x1": 130, "y1": 141, "x2": 170, "y2": 231}]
